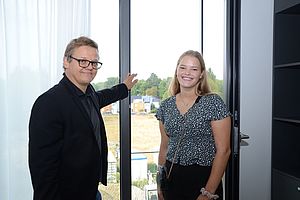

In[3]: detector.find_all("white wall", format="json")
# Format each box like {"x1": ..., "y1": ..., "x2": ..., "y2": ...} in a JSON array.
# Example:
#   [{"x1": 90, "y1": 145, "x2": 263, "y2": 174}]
[{"x1": 239, "y1": 0, "x2": 273, "y2": 199}]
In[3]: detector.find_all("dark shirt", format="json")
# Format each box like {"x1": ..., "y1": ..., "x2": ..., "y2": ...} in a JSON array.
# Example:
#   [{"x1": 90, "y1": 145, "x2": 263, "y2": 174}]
[
  {"x1": 76, "y1": 86, "x2": 102, "y2": 153},
  {"x1": 66, "y1": 78, "x2": 103, "y2": 179}
]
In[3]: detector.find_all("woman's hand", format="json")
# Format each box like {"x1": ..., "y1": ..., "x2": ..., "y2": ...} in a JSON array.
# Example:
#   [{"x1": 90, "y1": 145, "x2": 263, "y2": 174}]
[
  {"x1": 123, "y1": 73, "x2": 138, "y2": 90},
  {"x1": 157, "y1": 187, "x2": 164, "y2": 200},
  {"x1": 196, "y1": 194, "x2": 209, "y2": 200}
]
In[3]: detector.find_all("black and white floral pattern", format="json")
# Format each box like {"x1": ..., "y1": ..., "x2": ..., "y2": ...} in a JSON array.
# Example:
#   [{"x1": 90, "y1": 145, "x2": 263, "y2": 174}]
[{"x1": 156, "y1": 94, "x2": 231, "y2": 166}]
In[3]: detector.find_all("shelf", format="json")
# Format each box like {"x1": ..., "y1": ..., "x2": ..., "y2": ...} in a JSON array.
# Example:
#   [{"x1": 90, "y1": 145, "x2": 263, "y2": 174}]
[
  {"x1": 273, "y1": 67, "x2": 300, "y2": 118},
  {"x1": 272, "y1": 169, "x2": 300, "y2": 200},
  {"x1": 275, "y1": 0, "x2": 300, "y2": 14},
  {"x1": 273, "y1": 117, "x2": 300, "y2": 124},
  {"x1": 273, "y1": 1, "x2": 300, "y2": 199},
  {"x1": 273, "y1": 168, "x2": 300, "y2": 181},
  {"x1": 274, "y1": 62, "x2": 300, "y2": 68},
  {"x1": 272, "y1": 120, "x2": 300, "y2": 173},
  {"x1": 274, "y1": 14, "x2": 300, "y2": 65}
]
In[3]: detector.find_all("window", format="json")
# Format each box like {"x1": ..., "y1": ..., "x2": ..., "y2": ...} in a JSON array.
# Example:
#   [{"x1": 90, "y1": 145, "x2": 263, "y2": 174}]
[
  {"x1": 91, "y1": 0, "x2": 120, "y2": 199},
  {"x1": 131, "y1": 1, "x2": 200, "y2": 199},
  {"x1": 91, "y1": 0, "x2": 225, "y2": 199}
]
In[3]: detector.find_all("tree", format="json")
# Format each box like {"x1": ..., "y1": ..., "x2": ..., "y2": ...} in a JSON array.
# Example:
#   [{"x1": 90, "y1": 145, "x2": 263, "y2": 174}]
[
  {"x1": 207, "y1": 67, "x2": 224, "y2": 97},
  {"x1": 146, "y1": 73, "x2": 161, "y2": 88},
  {"x1": 92, "y1": 69, "x2": 224, "y2": 101},
  {"x1": 207, "y1": 68, "x2": 216, "y2": 80},
  {"x1": 92, "y1": 82, "x2": 105, "y2": 91},
  {"x1": 92, "y1": 77, "x2": 119, "y2": 91},
  {"x1": 159, "y1": 77, "x2": 172, "y2": 100},
  {"x1": 145, "y1": 86, "x2": 159, "y2": 97},
  {"x1": 104, "y1": 77, "x2": 119, "y2": 88},
  {"x1": 131, "y1": 79, "x2": 147, "y2": 96}
]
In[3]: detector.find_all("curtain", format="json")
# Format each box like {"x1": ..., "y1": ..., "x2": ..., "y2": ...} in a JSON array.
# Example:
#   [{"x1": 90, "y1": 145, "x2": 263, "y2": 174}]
[{"x1": 0, "y1": 0, "x2": 90, "y2": 199}]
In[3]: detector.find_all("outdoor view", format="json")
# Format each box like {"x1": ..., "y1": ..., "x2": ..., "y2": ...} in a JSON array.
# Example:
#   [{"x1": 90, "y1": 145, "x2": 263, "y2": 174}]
[
  {"x1": 91, "y1": 0, "x2": 225, "y2": 199},
  {"x1": 93, "y1": 71, "x2": 223, "y2": 199}
]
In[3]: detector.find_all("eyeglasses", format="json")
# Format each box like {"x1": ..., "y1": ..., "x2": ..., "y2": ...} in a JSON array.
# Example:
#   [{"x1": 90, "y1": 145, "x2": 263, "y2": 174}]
[{"x1": 69, "y1": 55, "x2": 103, "y2": 70}]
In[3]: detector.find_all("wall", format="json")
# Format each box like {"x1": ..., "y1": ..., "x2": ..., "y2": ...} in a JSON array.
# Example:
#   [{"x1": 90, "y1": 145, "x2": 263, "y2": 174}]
[{"x1": 239, "y1": 0, "x2": 273, "y2": 199}]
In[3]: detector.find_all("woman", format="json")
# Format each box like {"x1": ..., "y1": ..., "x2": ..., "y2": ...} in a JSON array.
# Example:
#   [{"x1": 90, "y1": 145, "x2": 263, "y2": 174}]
[{"x1": 156, "y1": 50, "x2": 231, "y2": 200}]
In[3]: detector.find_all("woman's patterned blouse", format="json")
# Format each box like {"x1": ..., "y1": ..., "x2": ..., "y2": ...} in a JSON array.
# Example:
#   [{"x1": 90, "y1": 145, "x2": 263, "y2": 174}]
[{"x1": 156, "y1": 94, "x2": 231, "y2": 166}]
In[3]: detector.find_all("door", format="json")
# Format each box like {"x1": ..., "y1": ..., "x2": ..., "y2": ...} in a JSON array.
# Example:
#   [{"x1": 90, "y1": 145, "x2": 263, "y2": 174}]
[{"x1": 224, "y1": 0, "x2": 245, "y2": 200}]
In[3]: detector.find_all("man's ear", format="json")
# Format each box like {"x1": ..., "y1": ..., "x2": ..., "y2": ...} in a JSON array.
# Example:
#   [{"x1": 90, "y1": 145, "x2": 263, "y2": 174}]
[{"x1": 63, "y1": 57, "x2": 69, "y2": 69}]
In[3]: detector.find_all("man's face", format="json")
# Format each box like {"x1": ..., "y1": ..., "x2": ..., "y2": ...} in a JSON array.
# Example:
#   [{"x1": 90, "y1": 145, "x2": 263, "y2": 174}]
[{"x1": 64, "y1": 45, "x2": 99, "y2": 92}]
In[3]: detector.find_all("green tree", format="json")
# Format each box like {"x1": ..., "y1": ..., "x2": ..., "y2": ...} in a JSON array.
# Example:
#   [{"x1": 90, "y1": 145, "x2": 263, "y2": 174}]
[
  {"x1": 104, "y1": 77, "x2": 119, "y2": 88},
  {"x1": 207, "y1": 68, "x2": 216, "y2": 80},
  {"x1": 159, "y1": 77, "x2": 172, "y2": 100},
  {"x1": 207, "y1": 67, "x2": 224, "y2": 97},
  {"x1": 148, "y1": 162, "x2": 157, "y2": 173},
  {"x1": 92, "y1": 69, "x2": 224, "y2": 101},
  {"x1": 145, "y1": 86, "x2": 159, "y2": 97},
  {"x1": 131, "y1": 79, "x2": 147, "y2": 96},
  {"x1": 92, "y1": 77, "x2": 119, "y2": 91},
  {"x1": 146, "y1": 73, "x2": 161, "y2": 88},
  {"x1": 132, "y1": 179, "x2": 148, "y2": 190},
  {"x1": 92, "y1": 82, "x2": 105, "y2": 91}
]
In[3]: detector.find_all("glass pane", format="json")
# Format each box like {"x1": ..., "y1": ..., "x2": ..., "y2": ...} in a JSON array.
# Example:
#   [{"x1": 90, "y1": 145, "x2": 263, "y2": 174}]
[
  {"x1": 203, "y1": 0, "x2": 226, "y2": 98},
  {"x1": 203, "y1": 0, "x2": 226, "y2": 196},
  {"x1": 130, "y1": 1, "x2": 202, "y2": 199},
  {"x1": 91, "y1": 0, "x2": 120, "y2": 199}
]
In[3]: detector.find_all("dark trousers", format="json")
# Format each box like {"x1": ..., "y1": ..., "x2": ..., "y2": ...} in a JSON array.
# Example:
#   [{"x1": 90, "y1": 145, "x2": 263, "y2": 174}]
[
  {"x1": 96, "y1": 191, "x2": 102, "y2": 200},
  {"x1": 162, "y1": 160, "x2": 223, "y2": 200}
]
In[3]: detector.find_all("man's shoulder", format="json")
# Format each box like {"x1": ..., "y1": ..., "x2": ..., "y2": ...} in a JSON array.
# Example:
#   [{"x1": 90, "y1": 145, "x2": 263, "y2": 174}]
[{"x1": 34, "y1": 82, "x2": 67, "y2": 105}]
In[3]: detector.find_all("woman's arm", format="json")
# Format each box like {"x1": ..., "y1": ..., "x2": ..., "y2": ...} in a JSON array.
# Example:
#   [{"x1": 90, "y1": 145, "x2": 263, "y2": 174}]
[
  {"x1": 157, "y1": 121, "x2": 169, "y2": 200},
  {"x1": 199, "y1": 116, "x2": 231, "y2": 199},
  {"x1": 158, "y1": 121, "x2": 169, "y2": 165}
]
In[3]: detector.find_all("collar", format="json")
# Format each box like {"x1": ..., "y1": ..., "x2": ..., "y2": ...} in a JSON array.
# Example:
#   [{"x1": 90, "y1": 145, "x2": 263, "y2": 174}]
[{"x1": 61, "y1": 73, "x2": 94, "y2": 97}]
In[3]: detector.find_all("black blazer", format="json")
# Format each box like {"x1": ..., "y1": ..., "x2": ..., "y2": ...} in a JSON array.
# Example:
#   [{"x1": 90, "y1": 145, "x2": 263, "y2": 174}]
[{"x1": 29, "y1": 76, "x2": 128, "y2": 200}]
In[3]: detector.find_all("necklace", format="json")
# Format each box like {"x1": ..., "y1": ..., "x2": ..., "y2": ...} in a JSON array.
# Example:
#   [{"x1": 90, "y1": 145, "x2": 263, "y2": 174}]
[
  {"x1": 181, "y1": 99, "x2": 190, "y2": 107},
  {"x1": 178, "y1": 93, "x2": 196, "y2": 107}
]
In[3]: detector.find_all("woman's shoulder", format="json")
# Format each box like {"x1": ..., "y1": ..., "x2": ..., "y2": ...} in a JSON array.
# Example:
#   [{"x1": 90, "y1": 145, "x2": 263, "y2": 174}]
[
  {"x1": 201, "y1": 93, "x2": 231, "y2": 117},
  {"x1": 201, "y1": 93, "x2": 223, "y2": 101},
  {"x1": 200, "y1": 93, "x2": 228, "y2": 110},
  {"x1": 160, "y1": 96, "x2": 175, "y2": 106}
]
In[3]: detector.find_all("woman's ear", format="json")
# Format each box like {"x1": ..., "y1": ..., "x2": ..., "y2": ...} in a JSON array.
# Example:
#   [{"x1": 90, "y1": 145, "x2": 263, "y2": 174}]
[{"x1": 200, "y1": 72, "x2": 204, "y2": 79}]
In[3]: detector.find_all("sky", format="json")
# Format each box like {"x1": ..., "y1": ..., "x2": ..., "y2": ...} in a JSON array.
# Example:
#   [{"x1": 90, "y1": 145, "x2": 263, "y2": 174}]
[{"x1": 90, "y1": 0, "x2": 224, "y2": 83}]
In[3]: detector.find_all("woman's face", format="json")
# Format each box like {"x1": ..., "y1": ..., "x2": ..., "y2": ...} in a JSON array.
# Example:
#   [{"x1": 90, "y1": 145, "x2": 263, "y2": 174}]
[{"x1": 176, "y1": 55, "x2": 203, "y2": 90}]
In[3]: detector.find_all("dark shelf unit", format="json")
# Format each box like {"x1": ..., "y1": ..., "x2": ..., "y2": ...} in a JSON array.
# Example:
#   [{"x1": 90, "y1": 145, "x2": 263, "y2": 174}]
[{"x1": 272, "y1": 0, "x2": 300, "y2": 199}]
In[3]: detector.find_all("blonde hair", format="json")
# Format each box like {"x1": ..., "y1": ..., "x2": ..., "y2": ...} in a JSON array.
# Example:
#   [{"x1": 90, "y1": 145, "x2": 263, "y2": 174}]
[
  {"x1": 169, "y1": 50, "x2": 211, "y2": 96},
  {"x1": 64, "y1": 36, "x2": 99, "y2": 62}
]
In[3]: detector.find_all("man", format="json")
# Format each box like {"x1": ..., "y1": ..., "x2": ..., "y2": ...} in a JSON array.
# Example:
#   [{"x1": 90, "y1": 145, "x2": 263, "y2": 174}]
[{"x1": 29, "y1": 36, "x2": 138, "y2": 200}]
